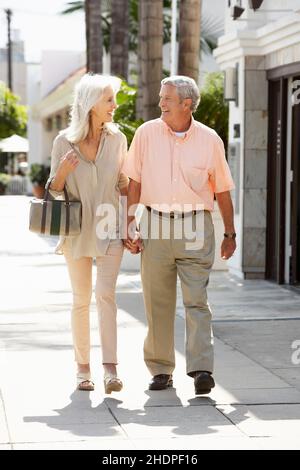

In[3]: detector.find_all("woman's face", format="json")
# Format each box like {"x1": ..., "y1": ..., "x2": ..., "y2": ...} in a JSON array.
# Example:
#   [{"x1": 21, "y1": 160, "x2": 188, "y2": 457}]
[{"x1": 91, "y1": 86, "x2": 118, "y2": 124}]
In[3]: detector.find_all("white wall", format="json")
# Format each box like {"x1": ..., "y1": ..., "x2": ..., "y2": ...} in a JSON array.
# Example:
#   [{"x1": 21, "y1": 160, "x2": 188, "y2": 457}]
[
  {"x1": 40, "y1": 50, "x2": 85, "y2": 98},
  {"x1": 27, "y1": 63, "x2": 43, "y2": 169},
  {"x1": 0, "y1": 62, "x2": 27, "y2": 104},
  {"x1": 225, "y1": 0, "x2": 300, "y2": 34}
]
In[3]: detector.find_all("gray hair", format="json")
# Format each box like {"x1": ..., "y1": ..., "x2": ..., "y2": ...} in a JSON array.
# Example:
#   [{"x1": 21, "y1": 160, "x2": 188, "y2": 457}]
[
  {"x1": 161, "y1": 75, "x2": 200, "y2": 112},
  {"x1": 65, "y1": 73, "x2": 121, "y2": 143}
]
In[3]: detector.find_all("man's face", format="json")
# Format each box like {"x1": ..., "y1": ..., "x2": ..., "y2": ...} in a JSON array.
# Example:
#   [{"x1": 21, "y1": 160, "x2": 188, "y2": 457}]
[{"x1": 159, "y1": 84, "x2": 190, "y2": 125}]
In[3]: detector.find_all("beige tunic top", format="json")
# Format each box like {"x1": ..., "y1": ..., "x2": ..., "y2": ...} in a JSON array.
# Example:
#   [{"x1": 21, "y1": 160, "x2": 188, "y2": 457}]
[{"x1": 49, "y1": 125, "x2": 128, "y2": 259}]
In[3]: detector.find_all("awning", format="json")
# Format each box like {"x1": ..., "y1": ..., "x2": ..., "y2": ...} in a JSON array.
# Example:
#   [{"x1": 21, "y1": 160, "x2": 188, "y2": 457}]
[{"x1": 0, "y1": 135, "x2": 29, "y2": 153}]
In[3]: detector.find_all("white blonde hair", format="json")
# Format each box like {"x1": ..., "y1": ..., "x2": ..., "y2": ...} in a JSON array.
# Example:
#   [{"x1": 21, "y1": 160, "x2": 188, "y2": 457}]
[{"x1": 64, "y1": 73, "x2": 121, "y2": 143}]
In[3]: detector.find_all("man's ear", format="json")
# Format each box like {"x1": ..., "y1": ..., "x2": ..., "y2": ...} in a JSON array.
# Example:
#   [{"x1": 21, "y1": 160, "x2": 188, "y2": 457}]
[{"x1": 183, "y1": 98, "x2": 192, "y2": 110}]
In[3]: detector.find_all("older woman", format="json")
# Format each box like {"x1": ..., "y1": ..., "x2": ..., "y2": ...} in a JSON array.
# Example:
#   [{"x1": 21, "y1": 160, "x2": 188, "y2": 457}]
[{"x1": 49, "y1": 74, "x2": 128, "y2": 394}]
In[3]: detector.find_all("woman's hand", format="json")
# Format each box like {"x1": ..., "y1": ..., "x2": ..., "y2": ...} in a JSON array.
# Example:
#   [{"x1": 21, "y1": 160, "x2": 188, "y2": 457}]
[
  {"x1": 50, "y1": 150, "x2": 79, "y2": 192},
  {"x1": 123, "y1": 232, "x2": 143, "y2": 254},
  {"x1": 58, "y1": 150, "x2": 79, "y2": 177}
]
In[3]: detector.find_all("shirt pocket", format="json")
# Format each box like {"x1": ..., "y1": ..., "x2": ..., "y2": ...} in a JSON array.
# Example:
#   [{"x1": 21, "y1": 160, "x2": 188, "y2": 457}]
[{"x1": 185, "y1": 167, "x2": 209, "y2": 194}]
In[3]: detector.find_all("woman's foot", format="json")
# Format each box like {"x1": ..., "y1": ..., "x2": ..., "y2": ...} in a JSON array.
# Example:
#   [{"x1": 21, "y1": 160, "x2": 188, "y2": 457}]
[
  {"x1": 77, "y1": 363, "x2": 94, "y2": 391},
  {"x1": 103, "y1": 363, "x2": 123, "y2": 394}
]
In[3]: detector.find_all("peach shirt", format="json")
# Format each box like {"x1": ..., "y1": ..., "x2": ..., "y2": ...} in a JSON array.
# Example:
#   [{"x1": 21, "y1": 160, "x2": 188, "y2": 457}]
[{"x1": 122, "y1": 117, "x2": 235, "y2": 212}]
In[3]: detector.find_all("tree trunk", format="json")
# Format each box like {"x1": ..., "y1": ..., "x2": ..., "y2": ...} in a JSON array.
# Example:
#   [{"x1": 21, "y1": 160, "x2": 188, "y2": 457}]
[
  {"x1": 111, "y1": 0, "x2": 129, "y2": 80},
  {"x1": 85, "y1": 0, "x2": 103, "y2": 73},
  {"x1": 178, "y1": 0, "x2": 201, "y2": 82},
  {"x1": 137, "y1": 0, "x2": 163, "y2": 120}
]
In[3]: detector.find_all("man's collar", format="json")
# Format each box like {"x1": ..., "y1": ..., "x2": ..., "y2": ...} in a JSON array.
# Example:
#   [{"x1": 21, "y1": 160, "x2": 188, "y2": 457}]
[{"x1": 159, "y1": 116, "x2": 195, "y2": 139}]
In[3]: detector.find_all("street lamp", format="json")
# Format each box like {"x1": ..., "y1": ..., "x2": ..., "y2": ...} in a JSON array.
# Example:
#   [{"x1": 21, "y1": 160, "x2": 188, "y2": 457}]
[{"x1": 4, "y1": 9, "x2": 13, "y2": 91}]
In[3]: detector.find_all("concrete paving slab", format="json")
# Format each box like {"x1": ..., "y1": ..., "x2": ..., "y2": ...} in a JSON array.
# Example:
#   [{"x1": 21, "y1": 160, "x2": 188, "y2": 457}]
[
  {"x1": 217, "y1": 404, "x2": 300, "y2": 440},
  {"x1": 132, "y1": 436, "x2": 261, "y2": 450},
  {"x1": 250, "y1": 437, "x2": 300, "y2": 450},
  {"x1": 112, "y1": 405, "x2": 245, "y2": 439},
  {"x1": 13, "y1": 440, "x2": 134, "y2": 450},
  {"x1": 211, "y1": 387, "x2": 300, "y2": 405},
  {"x1": 0, "y1": 395, "x2": 9, "y2": 444},
  {"x1": 9, "y1": 423, "x2": 126, "y2": 445},
  {"x1": 214, "y1": 320, "x2": 300, "y2": 368},
  {"x1": 269, "y1": 368, "x2": 300, "y2": 390}
]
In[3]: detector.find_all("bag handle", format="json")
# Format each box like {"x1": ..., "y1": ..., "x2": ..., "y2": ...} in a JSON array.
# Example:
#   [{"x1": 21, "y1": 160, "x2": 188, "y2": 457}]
[
  {"x1": 44, "y1": 177, "x2": 70, "y2": 204},
  {"x1": 41, "y1": 141, "x2": 77, "y2": 236},
  {"x1": 41, "y1": 178, "x2": 71, "y2": 236}
]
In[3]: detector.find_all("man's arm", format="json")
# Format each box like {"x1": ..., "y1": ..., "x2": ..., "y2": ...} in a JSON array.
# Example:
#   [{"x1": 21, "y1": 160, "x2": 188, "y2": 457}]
[
  {"x1": 215, "y1": 191, "x2": 236, "y2": 260},
  {"x1": 127, "y1": 178, "x2": 141, "y2": 228},
  {"x1": 125, "y1": 179, "x2": 141, "y2": 252}
]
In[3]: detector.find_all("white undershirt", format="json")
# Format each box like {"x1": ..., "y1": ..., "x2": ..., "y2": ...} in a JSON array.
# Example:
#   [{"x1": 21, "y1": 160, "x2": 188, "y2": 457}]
[{"x1": 174, "y1": 131, "x2": 186, "y2": 138}]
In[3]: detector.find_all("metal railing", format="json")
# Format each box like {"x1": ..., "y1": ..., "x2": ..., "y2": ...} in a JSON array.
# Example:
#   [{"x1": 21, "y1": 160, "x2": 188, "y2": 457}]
[{"x1": 6, "y1": 176, "x2": 28, "y2": 195}]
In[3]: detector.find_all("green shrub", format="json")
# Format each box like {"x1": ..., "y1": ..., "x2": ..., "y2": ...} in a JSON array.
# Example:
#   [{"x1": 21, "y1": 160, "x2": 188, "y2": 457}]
[
  {"x1": 0, "y1": 82, "x2": 27, "y2": 139},
  {"x1": 0, "y1": 173, "x2": 12, "y2": 195},
  {"x1": 29, "y1": 164, "x2": 50, "y2": 187},
  {"x1": 115, "y1": 81, "x2": 143, "y2": 146},
  {"x1": 194, "y1": 72, "x2": 229, "y2": 151}
]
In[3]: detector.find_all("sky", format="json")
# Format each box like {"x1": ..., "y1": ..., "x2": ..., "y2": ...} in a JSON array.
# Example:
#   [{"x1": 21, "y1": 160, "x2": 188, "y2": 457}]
[
  {"x1": 0, "y1": 0, "x2": 86, "y2": 62},
  {"x1": 0, "y1": 0, "x2": 225, "y2": 64}
]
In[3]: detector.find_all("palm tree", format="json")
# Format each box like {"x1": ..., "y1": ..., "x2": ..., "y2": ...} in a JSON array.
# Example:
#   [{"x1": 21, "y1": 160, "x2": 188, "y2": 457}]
[
  {"x1": 178, "y1": 0, "x2": 201, "y2": 82},
  {"x1": 85, "y1": 0, "x2": 103, "y2": 73},
  {"x1": 61, "y1": 1, "x2": 220, "y2": 88},
  {"x1": 111, "y1": 0, "x2": 129, "y2": 80},
  {"x1": 137, "y1": 0, "x2": 163, "y2": 120},
  {"x1": 61, "y1": 1, "x2": 171, "y2": 69}
]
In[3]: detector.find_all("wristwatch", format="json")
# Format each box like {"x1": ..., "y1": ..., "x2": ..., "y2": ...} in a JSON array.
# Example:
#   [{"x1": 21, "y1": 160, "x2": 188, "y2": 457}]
[{"x1": 224, "y1": 232, "x2": 236, "y2": 239}]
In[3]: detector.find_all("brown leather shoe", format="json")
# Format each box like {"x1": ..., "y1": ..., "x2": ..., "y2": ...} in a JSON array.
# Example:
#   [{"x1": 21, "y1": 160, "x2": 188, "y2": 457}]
[
  {"x1": 193, "y1": 371, "x2": 215, "y2": 395},
  {"x1": 149, "y1": 374, "x2": 173, "y2": 390}
]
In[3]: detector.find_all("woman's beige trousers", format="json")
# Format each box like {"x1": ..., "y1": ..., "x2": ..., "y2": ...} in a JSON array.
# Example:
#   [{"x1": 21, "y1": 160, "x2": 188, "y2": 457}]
[{"x1": 63, "y1": 240, "x2": 124, "y2": 365}]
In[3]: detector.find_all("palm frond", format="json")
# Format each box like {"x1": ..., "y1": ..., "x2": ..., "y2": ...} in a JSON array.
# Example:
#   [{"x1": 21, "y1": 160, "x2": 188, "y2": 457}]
[{"x1": 60, "y1": 1, "x2": 84, "y2": 15}]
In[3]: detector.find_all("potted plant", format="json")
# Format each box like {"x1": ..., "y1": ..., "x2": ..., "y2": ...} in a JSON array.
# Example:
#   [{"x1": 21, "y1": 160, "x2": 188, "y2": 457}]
[
  {"x1": 0, "y1": 173, "x2": 12, "y2": 195},
  {"x1": 29, "y1": 163, "x2": 50, "y2": 199}
]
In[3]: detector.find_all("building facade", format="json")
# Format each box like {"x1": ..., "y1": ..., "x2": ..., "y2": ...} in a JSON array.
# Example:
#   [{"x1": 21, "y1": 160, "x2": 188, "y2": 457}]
[
  {"x1": 214, "y1": 0, "x2": 300, "y2": 286},
  {"x1": 0, "y1": 30, "x2": 27, "y2": 104}
]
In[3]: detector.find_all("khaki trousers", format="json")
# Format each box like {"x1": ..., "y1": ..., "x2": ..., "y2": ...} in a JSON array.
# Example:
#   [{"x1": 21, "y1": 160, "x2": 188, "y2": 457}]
[
  {"x1": 63, "y1": 239, "x2": 124, "y2": 365},
  {"x1": 140, "y1": 210, "x2": 215, "y2": 376}
]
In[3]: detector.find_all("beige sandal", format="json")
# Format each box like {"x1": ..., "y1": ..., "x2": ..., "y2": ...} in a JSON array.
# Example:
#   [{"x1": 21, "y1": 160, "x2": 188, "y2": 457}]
[
  {"x1": 77, "y1": 371, "x2": 95, "y2": 391},
  {"x1": 104, "y1": 373, "x2": 123, "y2": 394}
]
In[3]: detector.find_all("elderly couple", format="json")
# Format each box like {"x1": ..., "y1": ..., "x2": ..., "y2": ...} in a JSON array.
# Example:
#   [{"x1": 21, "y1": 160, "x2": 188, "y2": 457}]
[{"x1": 49, "y1": 73, "x2": 236, "y2": 396}]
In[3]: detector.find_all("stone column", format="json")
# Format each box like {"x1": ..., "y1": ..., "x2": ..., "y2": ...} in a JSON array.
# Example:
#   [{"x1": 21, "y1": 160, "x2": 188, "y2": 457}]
[{"x1": 243, "y1": 56, "x2": 268, "y2": 279}]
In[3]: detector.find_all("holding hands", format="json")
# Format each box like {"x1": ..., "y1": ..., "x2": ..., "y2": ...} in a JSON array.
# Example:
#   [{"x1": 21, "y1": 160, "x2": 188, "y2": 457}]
[{"x1": 123, "y1": 231, "x2": 143, "y2": 254}]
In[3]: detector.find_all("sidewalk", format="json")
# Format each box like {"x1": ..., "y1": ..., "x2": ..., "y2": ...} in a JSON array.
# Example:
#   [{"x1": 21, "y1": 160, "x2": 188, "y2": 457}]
[{"x1": 1, "y1": 196, "x2": 300, "y2": 450}]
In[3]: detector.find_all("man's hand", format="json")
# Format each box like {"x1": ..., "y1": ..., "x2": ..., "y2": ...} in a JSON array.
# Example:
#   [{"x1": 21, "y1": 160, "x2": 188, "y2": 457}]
[
  {"x1": 124, "y1": 232, "x2": 143, "y2": 254},
  {"x1": 221, "y1": 238, "x2": 236, "y2": 260}
]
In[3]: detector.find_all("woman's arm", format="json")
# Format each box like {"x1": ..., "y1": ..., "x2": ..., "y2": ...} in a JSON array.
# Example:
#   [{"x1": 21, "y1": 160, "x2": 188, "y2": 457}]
[{"x1": 50, "y1": 149, "x2": 79, "y2": 192}]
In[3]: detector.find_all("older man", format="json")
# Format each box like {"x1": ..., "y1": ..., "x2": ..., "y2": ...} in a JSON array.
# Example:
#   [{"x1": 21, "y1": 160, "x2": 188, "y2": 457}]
[{"x1": 123, "y1": 76, "x2": 236, "y2": 395}]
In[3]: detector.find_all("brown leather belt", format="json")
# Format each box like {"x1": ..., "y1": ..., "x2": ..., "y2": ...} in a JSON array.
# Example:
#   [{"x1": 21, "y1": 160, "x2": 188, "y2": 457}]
[{"x1": 146, "y1": 206, "x2": 201, "y2": 219}]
